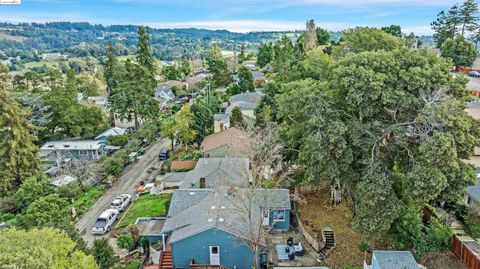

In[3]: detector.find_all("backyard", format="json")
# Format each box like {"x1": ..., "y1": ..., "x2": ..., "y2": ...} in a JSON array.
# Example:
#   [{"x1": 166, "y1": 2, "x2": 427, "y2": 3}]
[
  {"x1": 67, "y1": 185, "x2": 104, "y2": 219},
  {"x1": 116, "y1": 193, "x2": 171, "y2": 229},
  {"x1": 297, "y1": 188, "x2": 391, "y2": 268}
]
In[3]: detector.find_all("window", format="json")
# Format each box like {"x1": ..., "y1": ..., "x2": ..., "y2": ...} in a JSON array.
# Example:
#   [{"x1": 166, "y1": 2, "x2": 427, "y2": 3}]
[
  {"x1": 272, "y1": 210, "x2": 285, "y2": 221},
  {"x1": 211, "y1": 246, "x2": 218, "y2": 254}
]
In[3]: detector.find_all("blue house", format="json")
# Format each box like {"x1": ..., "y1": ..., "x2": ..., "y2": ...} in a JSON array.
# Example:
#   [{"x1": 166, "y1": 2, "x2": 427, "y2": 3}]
[
  {"x1": 160, "y1": 188, "x2": 291, "y2": 269},
  {"x1": 365, "y1": 251, "x2": 419, "y2": 269}
]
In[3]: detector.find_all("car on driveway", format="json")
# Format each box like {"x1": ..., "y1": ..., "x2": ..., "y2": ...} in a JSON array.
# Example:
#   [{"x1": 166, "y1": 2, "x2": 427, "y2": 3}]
[
  {"x1": 91, "y1": 209, "x2": 119, "y2": 235},
  {"x1": 111, "y1": 194, "x2": 132, "y2": 211},
  {"x1": 468, "y1": 71, "x2": 480, "y2": 77}
]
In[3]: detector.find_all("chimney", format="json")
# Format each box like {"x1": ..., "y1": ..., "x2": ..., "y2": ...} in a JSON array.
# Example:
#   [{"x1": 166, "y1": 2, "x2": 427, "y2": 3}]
[{"x1": 200, "y1": 177, "x2": 206, "y2": 188}]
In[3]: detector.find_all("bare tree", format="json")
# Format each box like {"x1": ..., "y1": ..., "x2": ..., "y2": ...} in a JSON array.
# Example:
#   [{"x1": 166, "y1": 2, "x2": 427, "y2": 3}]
[
  {"x1": 62, "y1": 158, "x2": 99, "y2": 191},
  {"x1": 219, "y1": 122, "x2": 293, "y2": 268}
]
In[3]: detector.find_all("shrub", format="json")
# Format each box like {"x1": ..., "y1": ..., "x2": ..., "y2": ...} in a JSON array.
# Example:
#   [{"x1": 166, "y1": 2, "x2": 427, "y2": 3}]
[
  {"x1": 101, "y1": 156, "x2": 126, "y2": 177},
  {"x1": 108, "y1": 135, "x2": 129, "y2": 146},
  {"x1": 56, "y1": 183, "x2": 83, "y2": 200},
  {"x1": 117, "y1": 232, "x2": 134, "y2": 250},
  {"x1": 424, "y1": 218, "x2": 452, "y2": 252},
  {"x1": 125, "y1": 260, "x2": 141, "y2": 269},
  {"x1": 464, "y1": 213, "x2": 480, "y2": 239}
]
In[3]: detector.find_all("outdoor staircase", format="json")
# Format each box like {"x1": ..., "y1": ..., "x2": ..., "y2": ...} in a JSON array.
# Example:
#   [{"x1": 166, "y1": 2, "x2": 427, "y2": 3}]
[
  {"x1": 317, "y1": 228, "x2": 335, "y2": 262},
  {"x1": 159, "y1": 241, "x2": 173, "y2": 269}
]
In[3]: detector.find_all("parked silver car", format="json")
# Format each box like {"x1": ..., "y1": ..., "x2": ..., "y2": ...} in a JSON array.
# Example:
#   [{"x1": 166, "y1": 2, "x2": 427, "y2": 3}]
[
  {"x1": 91, "y1": 209, "x2": 119, "y2": 235},
  {"x1": 110, "y1": 194, "x2": 132, "y2": 211}
]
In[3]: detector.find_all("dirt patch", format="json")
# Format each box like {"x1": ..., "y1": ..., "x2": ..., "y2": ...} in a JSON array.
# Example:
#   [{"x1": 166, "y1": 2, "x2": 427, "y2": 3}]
[
  {"x1": 419, "y1": 251, "x2": 465, "y2": 269},
  {"x1": 297, "y1": 188, "x2": 391, "y2": 269}
]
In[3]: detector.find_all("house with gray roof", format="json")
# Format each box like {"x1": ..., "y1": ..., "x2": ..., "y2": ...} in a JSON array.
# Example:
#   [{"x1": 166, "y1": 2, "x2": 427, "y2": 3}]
[
  {"x1": 158, "y1": 157, "x2": 251, "y2": 190},
  {"x1": 365, "y1": 251, "x2": 419, "y2": 269},
  {"x1": 40, "y1": 140, "x2": 105, "y2": 165},
  {"x1": 160, "y1": 187, "x2": 291, "y2": 269}
]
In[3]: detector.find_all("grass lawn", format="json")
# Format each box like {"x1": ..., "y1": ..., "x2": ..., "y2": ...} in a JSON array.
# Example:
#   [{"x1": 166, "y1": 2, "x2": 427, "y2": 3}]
[
  {"x1": 298, "y1": 188, "x2": 391, "y2": 268},
  {"x1": 117, "y1": 193, "x2": 172, "y2": 229},
  {"x1": 67, "y1": 186, "x2": 104, "y2": 218}
]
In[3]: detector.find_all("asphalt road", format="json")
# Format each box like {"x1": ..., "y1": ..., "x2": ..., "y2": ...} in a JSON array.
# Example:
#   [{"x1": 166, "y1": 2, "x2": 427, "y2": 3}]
[{"x1": 76, "y1": 137, "x2": 170, "y2": 245}]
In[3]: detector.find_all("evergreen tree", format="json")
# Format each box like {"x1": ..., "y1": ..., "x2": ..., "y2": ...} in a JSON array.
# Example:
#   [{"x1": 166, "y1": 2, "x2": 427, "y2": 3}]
[
  {"x1": 137, "y1": 26, "x2": 156, "y2": 76},
  {"x1": 238, "y1": 43, "x2": 247, "y2": 64},
  {"x1": 446, "y1": 4, "x2": 462, "y2": 37},
  {"x1": 104, "y1": 42, "x2": 118, "y2": 126},
  {"x1": 230, "y1": 107, "x2": 245, "y2": 128},
  {"x1": 460, "y1": 0, "x2": 479, "y2": 36},
  {"x1": 207, "y1": 45, "x2": 232, "y2": 87},
  {"x1": 190, "y1": 103, "x2": 213, "y2": 143},
  {"x1": 0, "y1": 91, "x2": 39, "y2": 194},
  {"x1": 431, "y1": 11, "x2": 452, "y2": 48},
  {"x1": 110, "y1": 59, "x2": 159, "y2": 130},
  {"x1": 256, "y1": 42, "x2": 273, "y2": 68},
  {"x1": 237, "y1": 65, "x2": 255, "y2": 93}
]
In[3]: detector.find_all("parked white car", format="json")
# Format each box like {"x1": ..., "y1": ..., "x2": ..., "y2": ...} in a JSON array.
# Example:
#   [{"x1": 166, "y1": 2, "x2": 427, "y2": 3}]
[
  {"x1": 91, "y1": 209, "x2": 119, "y2": 235},
  {"x1": 111, "y1": 194, "x2": 132, "y2": 211}
]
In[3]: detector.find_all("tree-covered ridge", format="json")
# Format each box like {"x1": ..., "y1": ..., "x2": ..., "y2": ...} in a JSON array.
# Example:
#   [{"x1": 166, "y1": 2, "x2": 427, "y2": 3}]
[{"x1": 0, "y1": 22, "x2": 301, "y2": 62}]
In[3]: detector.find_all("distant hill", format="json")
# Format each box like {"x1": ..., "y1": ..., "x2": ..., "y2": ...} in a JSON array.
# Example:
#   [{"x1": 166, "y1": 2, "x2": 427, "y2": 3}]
[{"x1": 0, "y1": 22, "x2": 300, "y2": 63}]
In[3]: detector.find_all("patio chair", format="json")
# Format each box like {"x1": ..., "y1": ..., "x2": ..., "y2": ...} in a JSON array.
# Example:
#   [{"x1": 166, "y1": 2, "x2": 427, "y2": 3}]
[{"x1": 294, "y1": 242, "x2": 304, "y2": 256}]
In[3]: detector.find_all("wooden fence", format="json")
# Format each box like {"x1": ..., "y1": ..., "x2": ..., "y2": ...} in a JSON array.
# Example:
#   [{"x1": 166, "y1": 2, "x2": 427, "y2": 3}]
[{"x1": 452, "y1": 235, "x2": 480, "y2": 269}]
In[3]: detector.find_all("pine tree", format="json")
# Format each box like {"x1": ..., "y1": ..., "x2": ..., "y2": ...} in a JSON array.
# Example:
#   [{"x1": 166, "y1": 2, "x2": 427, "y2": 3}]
[
  {"x1": 237, "y1": 65, "x2": 255, "y2": 93},
  {"x1": 447, "y1": 4, "x2": 462, "y2": 37},
  {"x1": 256, "y1": 42, "x2": 273, "y2": 68},
  {"x1": 104, "y1": 42, "x2": 118, "y2": 126},
  {"x1": 238, "y1": 43, "x2": 246, "y2": 64},
  {"x1": 137, "y1": 26, "x2": 156, "y2": 76},
  {"x1": 0, "y1": 91, "x2": 39, "y2": 194},
  {"x1": 460, "y1": 0, "x2": 479, "y2": 35},
  {"x1": 207, "y1": 45, "x2": 232, "y2": 87},
  {"x1": 432, "y1": 11, "x2": 453, "y2": 48}
]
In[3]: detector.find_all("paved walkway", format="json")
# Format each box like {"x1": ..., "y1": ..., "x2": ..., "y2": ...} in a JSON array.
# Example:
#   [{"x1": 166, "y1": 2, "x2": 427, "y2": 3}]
[{"x1": 76, "y1": 138, "x2": 170, "y2": 245}]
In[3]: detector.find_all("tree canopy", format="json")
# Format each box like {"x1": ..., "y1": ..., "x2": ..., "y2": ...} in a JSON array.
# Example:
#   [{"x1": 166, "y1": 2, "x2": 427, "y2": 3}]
[{"x1": 0, "y1": 227, "x2": 97, "y2": 269}]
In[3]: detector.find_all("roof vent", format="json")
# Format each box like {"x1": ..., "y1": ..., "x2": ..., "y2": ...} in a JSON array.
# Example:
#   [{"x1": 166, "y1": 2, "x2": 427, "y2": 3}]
[
  {"x1": 220, "y1": 206, "x2": 226, "y2": 209},
  {"x1": 189, "y1": 192, "x2": 195, "y2": 196},
  {"x1": 211, "y1": 205, "x2": 216, "y2": 209},
  {"x1": 207, "y1": 218, "x2": 214, "y2": 222},
  {"x1": 218, "y1": 217, "x2": 224, "y2": 222}
]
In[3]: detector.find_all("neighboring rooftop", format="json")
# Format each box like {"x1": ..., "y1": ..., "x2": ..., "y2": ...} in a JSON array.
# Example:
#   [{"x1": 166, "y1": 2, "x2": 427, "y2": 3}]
[
  {"x1": 200, "y1": 127, "x2": 249, "y2": 156},
  {"x1": 229, "y1": 91, "x2": 263, "y2": 104},
  {"x1": 372, "y1": 251, "x2": 419, "y2": 269},
  {"x1": 95, "y1": 127, "x2": 127, "y2": 140},
  {"x1": 41, "y1": 140, "x2": 104, "y2": 151},
  {"x1": 466, "y1": 177, "x2": 480, "y2": 203},
  {"x1": 51, "y1": 175, "x2": 76, "y2": 187},
  {"x1": 179, "y1": 157, "x2": 251, "y2": 189}
]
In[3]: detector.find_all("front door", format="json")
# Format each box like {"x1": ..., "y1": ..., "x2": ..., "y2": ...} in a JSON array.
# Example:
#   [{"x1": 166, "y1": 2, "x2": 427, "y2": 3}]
[
  {"x1": 209, "y1": 246, "x2": 220, "y2": 265},
  {"x1": 262, "y1": 210, "x2": 270, "y2": 226}
]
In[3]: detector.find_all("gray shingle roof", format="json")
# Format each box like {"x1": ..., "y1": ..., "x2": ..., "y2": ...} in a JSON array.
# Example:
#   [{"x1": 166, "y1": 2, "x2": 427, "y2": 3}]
[
  {"x1": 167, "y1": 189, "x2": 213, "y2": 217},
  {"x1": 162, "y1": 188, "x2": 290, "y2": 244},
  {"x1": 229, "y1": 92, "x2": 262, "y2": 104},
  {"x1": 373, "y1": 251, "x2": 419, "y2": 269},
  {"x1": 162, "y1": 172, "x2": 188, "y2": 183},
  {"x1": 179, "y1": 157, "x2": 251, "y2": 189}
]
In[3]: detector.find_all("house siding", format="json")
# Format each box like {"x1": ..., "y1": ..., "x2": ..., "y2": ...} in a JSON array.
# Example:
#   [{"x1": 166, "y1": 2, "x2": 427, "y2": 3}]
[
  {"x1": 269, "y1": 209, "x2": 290, "y2": 231},
  {"x1": 170, "y1": 227, "x2": 254, "y2": 269}
]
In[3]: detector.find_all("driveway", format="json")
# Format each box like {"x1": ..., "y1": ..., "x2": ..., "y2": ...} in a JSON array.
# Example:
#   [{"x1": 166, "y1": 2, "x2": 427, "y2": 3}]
[{"x1": 76, "y1": 137, "x2": 170, "y2": 245}]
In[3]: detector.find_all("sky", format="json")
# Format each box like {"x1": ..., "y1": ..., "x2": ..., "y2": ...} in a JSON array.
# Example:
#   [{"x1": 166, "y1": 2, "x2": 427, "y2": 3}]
[{"x1": 0, "y1": 0, "x2": 464, "y2": 34}]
